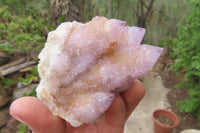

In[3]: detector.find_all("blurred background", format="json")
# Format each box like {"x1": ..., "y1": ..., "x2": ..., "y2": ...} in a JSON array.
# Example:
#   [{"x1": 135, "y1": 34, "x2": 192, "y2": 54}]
[{"x1": 0, "y1": 0, "x2": 199, "y2": 132}]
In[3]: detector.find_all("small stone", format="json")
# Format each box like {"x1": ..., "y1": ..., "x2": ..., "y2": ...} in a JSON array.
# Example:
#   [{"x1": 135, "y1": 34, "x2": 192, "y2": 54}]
[
  {"x1": 6, "y1": 118, "x2": 20, "y2": 133},
  {"x1": 0, "y1": 127, "x2": 11, "y2": 133},
  {"x1": 0, "y1": 51, "x2": 10, "y2": 66},
  {"x1": 13, "y1": 84, "x2": 38, "y2": 99},
  {"x1": 0, "y1": 95, "x2": 11, "y2": 108},
  {"x1": 0, "y1": 107, "x2": 10, "y2": 127},
  {"x1": 16, "y1": 82, "x2": 25, "y2": 89},
  {"x1": 180, "y1": 129, "x2": 200, "y2": 133}
]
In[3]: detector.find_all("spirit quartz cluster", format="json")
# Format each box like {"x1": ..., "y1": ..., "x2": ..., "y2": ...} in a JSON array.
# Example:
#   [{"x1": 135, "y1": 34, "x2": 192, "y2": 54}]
[{"x1": 36, "y1": 16, "x2": 163, "y2": 127}]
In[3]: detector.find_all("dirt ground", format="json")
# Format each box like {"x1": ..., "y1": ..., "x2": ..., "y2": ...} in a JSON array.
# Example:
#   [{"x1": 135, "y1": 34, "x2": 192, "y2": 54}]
[{"x1": 154, "y1": 48, "x2": 200, "y2": 132}]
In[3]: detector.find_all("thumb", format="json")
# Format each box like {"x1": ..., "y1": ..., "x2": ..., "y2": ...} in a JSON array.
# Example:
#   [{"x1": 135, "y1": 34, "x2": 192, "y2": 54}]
[{"x1": 10, "y1": 97, "x2": 66, "y2": 133}]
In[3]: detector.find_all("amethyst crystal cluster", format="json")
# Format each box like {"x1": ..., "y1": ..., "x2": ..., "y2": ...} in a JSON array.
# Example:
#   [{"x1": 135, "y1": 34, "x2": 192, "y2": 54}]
[{"x1": 36, "y1": 16, "x2": 163, "y2": 127}]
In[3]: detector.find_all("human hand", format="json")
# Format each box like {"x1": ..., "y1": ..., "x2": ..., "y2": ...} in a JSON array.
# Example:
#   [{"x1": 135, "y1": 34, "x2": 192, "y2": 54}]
[{"x1": 10, "y1": 79, "x2": 145, "y2": 133}]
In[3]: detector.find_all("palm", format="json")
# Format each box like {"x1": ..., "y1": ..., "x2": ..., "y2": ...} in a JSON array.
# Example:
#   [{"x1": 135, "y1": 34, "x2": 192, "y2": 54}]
[{"x1": 10, "y1": 80, "x2": 144, "y2": 133}]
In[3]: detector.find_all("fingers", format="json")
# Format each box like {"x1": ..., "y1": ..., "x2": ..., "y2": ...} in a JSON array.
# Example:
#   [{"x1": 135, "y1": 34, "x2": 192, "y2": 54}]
[
  {"x1": 104, "y1": 94, "x2": 127, "y2": 127},
  {"x1": 9, "y1": 80, "x2": 145, "y2": 133},
  {"x1": 121, "y1": 79, "x2": 145, "y2": 119},
  {"x1": 97, "y1": 79, "x2": 145, "y2": 133},
  {"x1": 97, "y1": 94, "x2": 126, "y2": 133},
  {"x1": 9, "y1": 97, "x2": 66, "y2": 133}
]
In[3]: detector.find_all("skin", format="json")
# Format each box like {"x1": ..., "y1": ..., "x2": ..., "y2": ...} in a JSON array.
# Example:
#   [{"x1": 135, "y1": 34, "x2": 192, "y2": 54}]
[{"x1": 10, "y1": 79, "x2": 145, "y2": 133}]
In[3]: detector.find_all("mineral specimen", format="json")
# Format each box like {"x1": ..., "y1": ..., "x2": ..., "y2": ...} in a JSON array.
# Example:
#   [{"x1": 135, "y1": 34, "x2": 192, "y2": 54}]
[{"x1": 36, "y1": 16, "x2": 163, "y2": 127}]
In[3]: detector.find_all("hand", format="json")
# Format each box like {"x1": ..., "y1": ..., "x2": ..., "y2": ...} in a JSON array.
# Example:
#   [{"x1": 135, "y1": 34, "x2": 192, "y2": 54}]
[{"x1": 10, "y1": 79, "x2": 145, "y2": 133}]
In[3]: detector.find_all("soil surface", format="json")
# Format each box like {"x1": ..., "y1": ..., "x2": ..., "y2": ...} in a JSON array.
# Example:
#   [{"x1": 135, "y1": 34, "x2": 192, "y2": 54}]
[
  {"x1": 155, "y1": 116, "x2": 174, "y2": 126},
  {"x1": 154, "y1": 48, "x2": 200, "y2": 132}
]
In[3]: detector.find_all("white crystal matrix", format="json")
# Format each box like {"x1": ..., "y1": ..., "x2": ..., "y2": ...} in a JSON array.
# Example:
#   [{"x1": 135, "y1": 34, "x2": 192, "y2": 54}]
[{"x1": 36, "y1": 16, "x2": 163, "y2": 127}]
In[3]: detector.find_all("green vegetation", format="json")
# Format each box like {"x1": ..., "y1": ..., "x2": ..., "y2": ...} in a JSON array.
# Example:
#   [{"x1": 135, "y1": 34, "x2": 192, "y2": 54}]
[
  {"x1": 30, "y1": 66, "x2": 39, "y2": 77},
  {"x1": 18, "y1": 74, "x2": 37, "y2": 86},
  {"x1": 22, "y1": 87, "x2": 37, "y2": 97},
  {"x1": 18, "y1": 66, "x2": 39, "y2": 86},
  {"x1": 17, "y1": 121, "x2": 29, "y2": 133},
  {"x1": 0, "y1": 0, "x2": 54, "y2": 57},
  {"x1": 1, "y1": 78, "x2": 15, "y2": 89},
  {"x1": 0, "y1": 0, "x2": 192, "y2": 55},
  {"x1": 167, "y1": 0, "x2": 200, "y2": 121}
]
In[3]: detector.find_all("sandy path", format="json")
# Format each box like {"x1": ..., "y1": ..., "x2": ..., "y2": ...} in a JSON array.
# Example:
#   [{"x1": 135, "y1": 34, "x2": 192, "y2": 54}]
[{"x1": 124, "y1": 72, "x2": 170, "y2": 133}]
